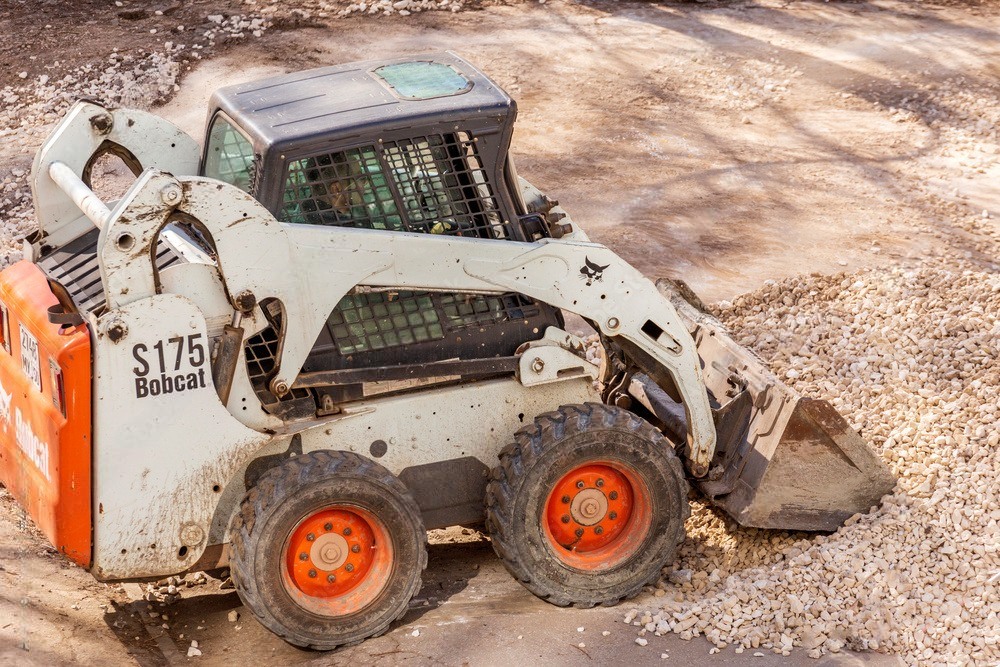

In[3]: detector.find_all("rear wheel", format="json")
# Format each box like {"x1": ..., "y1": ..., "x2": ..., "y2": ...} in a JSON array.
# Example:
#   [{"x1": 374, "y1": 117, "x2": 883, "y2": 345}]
[
  {"x1": 485, "y1": 403, "x2": 689, "y2": 607},
  {"x1": 230, "y1": 450, "x2": 426, "y2": 649}
]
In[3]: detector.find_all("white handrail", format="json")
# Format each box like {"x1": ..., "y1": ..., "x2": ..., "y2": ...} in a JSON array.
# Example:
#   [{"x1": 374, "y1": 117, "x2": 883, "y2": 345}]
[{"x1": 47, "y1": 161, "x2": 112, "y2": 230}]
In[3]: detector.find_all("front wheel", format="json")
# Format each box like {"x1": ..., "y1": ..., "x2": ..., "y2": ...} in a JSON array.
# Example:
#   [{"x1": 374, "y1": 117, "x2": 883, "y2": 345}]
[
  {"x1": 485, "y1": 403, "x2": 689, "y2": 607},
  {"x1": 229, "y1": 450, "x2": 426, "y2": 649}
]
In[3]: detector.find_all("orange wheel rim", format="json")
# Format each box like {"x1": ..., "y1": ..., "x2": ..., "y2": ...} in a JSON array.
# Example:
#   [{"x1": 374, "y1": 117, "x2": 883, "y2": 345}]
[
  {"x1": 281, "y1": 506, "x2": 393, "y2": 615},
  {"x1": 542, "y1": 462, "x2": 652, "y2": 571}
]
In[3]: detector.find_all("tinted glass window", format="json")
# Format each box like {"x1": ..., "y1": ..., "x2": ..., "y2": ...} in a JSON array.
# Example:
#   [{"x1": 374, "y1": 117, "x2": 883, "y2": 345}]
[
  {"x1": 372, "y1": 62, "x2": 472, "y2": 100},
  {"x1": 204, "y1": 116, "x2": 254, "y2": 193}
]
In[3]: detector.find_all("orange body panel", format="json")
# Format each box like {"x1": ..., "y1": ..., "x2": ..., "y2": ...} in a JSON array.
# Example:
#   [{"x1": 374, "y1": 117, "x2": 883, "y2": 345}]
[{"x1": 0, "y1": 260, "x2": 92, "y2": 567}]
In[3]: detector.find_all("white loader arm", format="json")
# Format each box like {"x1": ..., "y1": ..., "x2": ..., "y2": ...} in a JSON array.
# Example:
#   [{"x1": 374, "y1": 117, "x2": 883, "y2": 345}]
[{"x1": 49, "y1": 165, "x2": 718, "y2": 476}]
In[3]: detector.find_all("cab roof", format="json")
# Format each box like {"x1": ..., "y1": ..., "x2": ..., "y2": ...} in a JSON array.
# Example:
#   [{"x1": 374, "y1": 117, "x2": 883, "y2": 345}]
[{"x1": 208, "y1": 51, "x2": 514, "y2": 152}]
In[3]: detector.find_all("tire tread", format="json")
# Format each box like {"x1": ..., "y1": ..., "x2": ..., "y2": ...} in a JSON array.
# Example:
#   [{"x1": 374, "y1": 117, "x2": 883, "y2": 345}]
[
  {"x1": 484, "y1": 403, "x2": 689, "y2": 608},
  {"x1": 230, "y1": 450, "x2": 427, "y2": 650}
]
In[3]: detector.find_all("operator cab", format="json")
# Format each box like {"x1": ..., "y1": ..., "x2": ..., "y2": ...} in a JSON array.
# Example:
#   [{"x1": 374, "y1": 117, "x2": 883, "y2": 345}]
[{"x1": 201, "y1": 53, "x2": 563, "y2": 418}]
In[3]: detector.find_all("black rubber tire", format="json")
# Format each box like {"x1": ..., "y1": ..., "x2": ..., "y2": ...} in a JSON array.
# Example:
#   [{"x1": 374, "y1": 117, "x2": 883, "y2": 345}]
[
  {"x1": 485, "y1": 403, "x2": 689, "y2": 607},
  {"x1": 229, "y1": 450, "x2": 426, "y2": 650}
]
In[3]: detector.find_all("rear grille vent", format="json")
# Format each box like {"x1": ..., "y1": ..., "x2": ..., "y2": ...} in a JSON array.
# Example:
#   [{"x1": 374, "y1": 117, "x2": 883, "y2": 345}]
[{"x1": 37, "y1": 228, "x2": 182, "y2": 314}]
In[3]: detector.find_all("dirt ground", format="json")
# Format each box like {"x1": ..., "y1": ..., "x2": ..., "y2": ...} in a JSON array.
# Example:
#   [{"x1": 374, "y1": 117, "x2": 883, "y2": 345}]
[{"x1": 1, "y1": 0, "x2": 998, "y2": 665}]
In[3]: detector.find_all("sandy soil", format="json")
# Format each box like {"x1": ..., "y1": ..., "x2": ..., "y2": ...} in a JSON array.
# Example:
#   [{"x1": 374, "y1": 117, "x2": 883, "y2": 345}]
[
  {"x1": 150, "y1": 0, "x2": 1000, "y2": 303},
  {"x1": 1, "y1": 0, "x2": 998, "y2": 664}
]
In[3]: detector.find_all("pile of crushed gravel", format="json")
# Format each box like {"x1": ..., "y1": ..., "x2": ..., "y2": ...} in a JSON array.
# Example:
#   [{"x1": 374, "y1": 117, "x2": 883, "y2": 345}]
[
  {"x1": 615, "y1": 30, "x2": 1000, "y2": 665},
  {"x1": 256, "y1": 0, "x2": 467, "y2": 19},
  {"x1": 622, "y1": 263, "x2": 1000, "y2": 665}
]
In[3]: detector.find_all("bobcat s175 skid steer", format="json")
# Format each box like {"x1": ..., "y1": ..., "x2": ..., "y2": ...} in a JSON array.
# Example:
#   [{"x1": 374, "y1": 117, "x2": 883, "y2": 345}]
[{"x1": 0, "y1": 52, "x2": 894, "y2": 649}]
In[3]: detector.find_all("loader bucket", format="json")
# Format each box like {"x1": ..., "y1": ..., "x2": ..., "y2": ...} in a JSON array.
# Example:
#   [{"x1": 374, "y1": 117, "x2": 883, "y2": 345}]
[{"x1": 630, "y1": 279, "x2": 895, "y2": 532}]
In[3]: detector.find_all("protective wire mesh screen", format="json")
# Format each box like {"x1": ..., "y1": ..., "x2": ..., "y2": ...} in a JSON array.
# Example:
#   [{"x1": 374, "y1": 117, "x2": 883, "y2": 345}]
[
  {"x1": 326, "y1": 291, "x2": 543, "y2": 356},
  {"x1": 279, "y1": 134, "x2": 534, "y2": 357},
  {"x1": 382, "y1": 133, "x2": 505, "y2": 237},
  {"x1": 280, "y1": 133, "x2": 507, "y2": 239},
  {"x1": 282, "y1": 146, "x2": 403, "y2": 230},
  {"x1": 204, "y1": 116, "x2": 255, "y2": 194},
  {"x1": 329, "y1": 292, "x2": 444, "y2": 356}
]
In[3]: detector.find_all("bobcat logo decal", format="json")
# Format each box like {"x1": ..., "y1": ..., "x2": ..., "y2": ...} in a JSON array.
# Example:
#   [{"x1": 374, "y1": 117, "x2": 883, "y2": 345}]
[{"x1": 580, "y1": 256, "x2": 609, "y2": 286}]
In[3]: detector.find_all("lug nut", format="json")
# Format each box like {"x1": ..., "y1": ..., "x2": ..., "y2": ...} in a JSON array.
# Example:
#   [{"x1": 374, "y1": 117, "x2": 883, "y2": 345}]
[
  {"x1": 324, "y1": 522, "x2": 333, "y2": 531},
  {"x1": 306, "y1": 533, "x2": 315, "y2": 541},
  {"x1": 351, "y1": 544, "x2": 361, "y2": 553},
  {"x1": 575, "y1": 528, "x2": 584, "y2": 538},
  {"x1": 327, "y1": 574, "x2": 336, "y2": 583},
  {"x1": 308, "y1": 569, "x2": 317, "y2": 578},
  {"x1": 609, "y1": 491, "x2": 619, "y2": 500},
  {"x1": 561, "y1": 515, "x2": 571, "y2": 524},
  {"x1": 345, "y1": 563, "x2": 355, "y2": 573},
  {"x1": 561, "y1": 495, "x2": 571, "y2": 504},
  {"x1": 609, "y1": 511, "x2": 618, "y2": 520},
  {"x1": 299, "y1": 552, "x2": 308, "y2": 561},
  {"x1": 344, "y1": 527, "x2": 352, "y2": 536},
  {"x1": 596, "y1": 479, "x2": 605, "y2": 487},
  {"x1": 576, "y1": 480, "x2": 585, "y2": 489},
  {"x1": 594, "y1": 526, "x2": 604, "y2": 535}
]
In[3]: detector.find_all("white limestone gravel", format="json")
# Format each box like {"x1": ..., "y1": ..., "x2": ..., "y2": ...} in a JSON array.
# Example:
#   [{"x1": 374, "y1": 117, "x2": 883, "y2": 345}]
[
  {"x1": 612, "y1": 45, "x2": 1000, "y2": 667},
  {"x1": 261, "y1": 0, "x2": 467, "y2": 19},
  {"x1": 625, "y1": 262, "x2": 1000, "y2": 666}
]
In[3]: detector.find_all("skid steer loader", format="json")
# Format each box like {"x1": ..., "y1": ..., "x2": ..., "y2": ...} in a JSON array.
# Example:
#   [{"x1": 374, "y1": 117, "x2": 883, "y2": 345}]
[{"x1": 0, "y1": 52, "x2": 894, "y2": 649}]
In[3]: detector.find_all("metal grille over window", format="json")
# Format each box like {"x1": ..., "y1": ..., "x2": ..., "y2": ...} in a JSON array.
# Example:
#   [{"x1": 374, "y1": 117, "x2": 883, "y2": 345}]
[
  {"x1": 204, "y1": 117, "x2": 255, "y2": 194},
  {"x1": 279, "y1": 135, "x2": 536, "y2": 358},
  {"x1": 382, "y1": 133, "x2": 506, "y2": 238},
  {"x1": 282, "y1": 147, "x2": 403, "y2": 230},
  {"x1": 280, "y1": 134, "x2": 507, "y2": 239},
  {"x1": 440, "y1": 293, "x2": 539, "y2": 331},
  {"x1": 328, "y1": 292, "x2": 445, "y2": 355}
]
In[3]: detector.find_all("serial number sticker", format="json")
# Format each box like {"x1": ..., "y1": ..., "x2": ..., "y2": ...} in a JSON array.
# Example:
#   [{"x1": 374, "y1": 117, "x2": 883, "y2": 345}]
[{"x1": 19, "y1": 324, "x2": 42, "y2": 391}]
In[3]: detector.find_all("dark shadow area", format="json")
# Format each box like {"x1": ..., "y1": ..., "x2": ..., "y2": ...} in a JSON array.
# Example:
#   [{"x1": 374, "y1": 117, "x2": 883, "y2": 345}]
[
  {"x1": 102, "y1": 599, "x2": 168, "y2": 667},
  {"x1": 402, "y1": 537, "x2": 494, "y2": 618},
  {"x1": 96, "y1": 535, "x2": 496, "y2": 665}
]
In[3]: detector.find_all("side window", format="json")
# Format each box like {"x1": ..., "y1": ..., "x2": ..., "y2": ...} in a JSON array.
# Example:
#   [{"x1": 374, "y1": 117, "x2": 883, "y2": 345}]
[
  {"x1": 324, "y1": 291, "x2": 541, "y2": 357},
  {"x1": 204, "y1": 115, "x2": 255, "y2": 193},
  {"x1": 328, "y1": 292, "x2": 444, "y2": 355}
]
